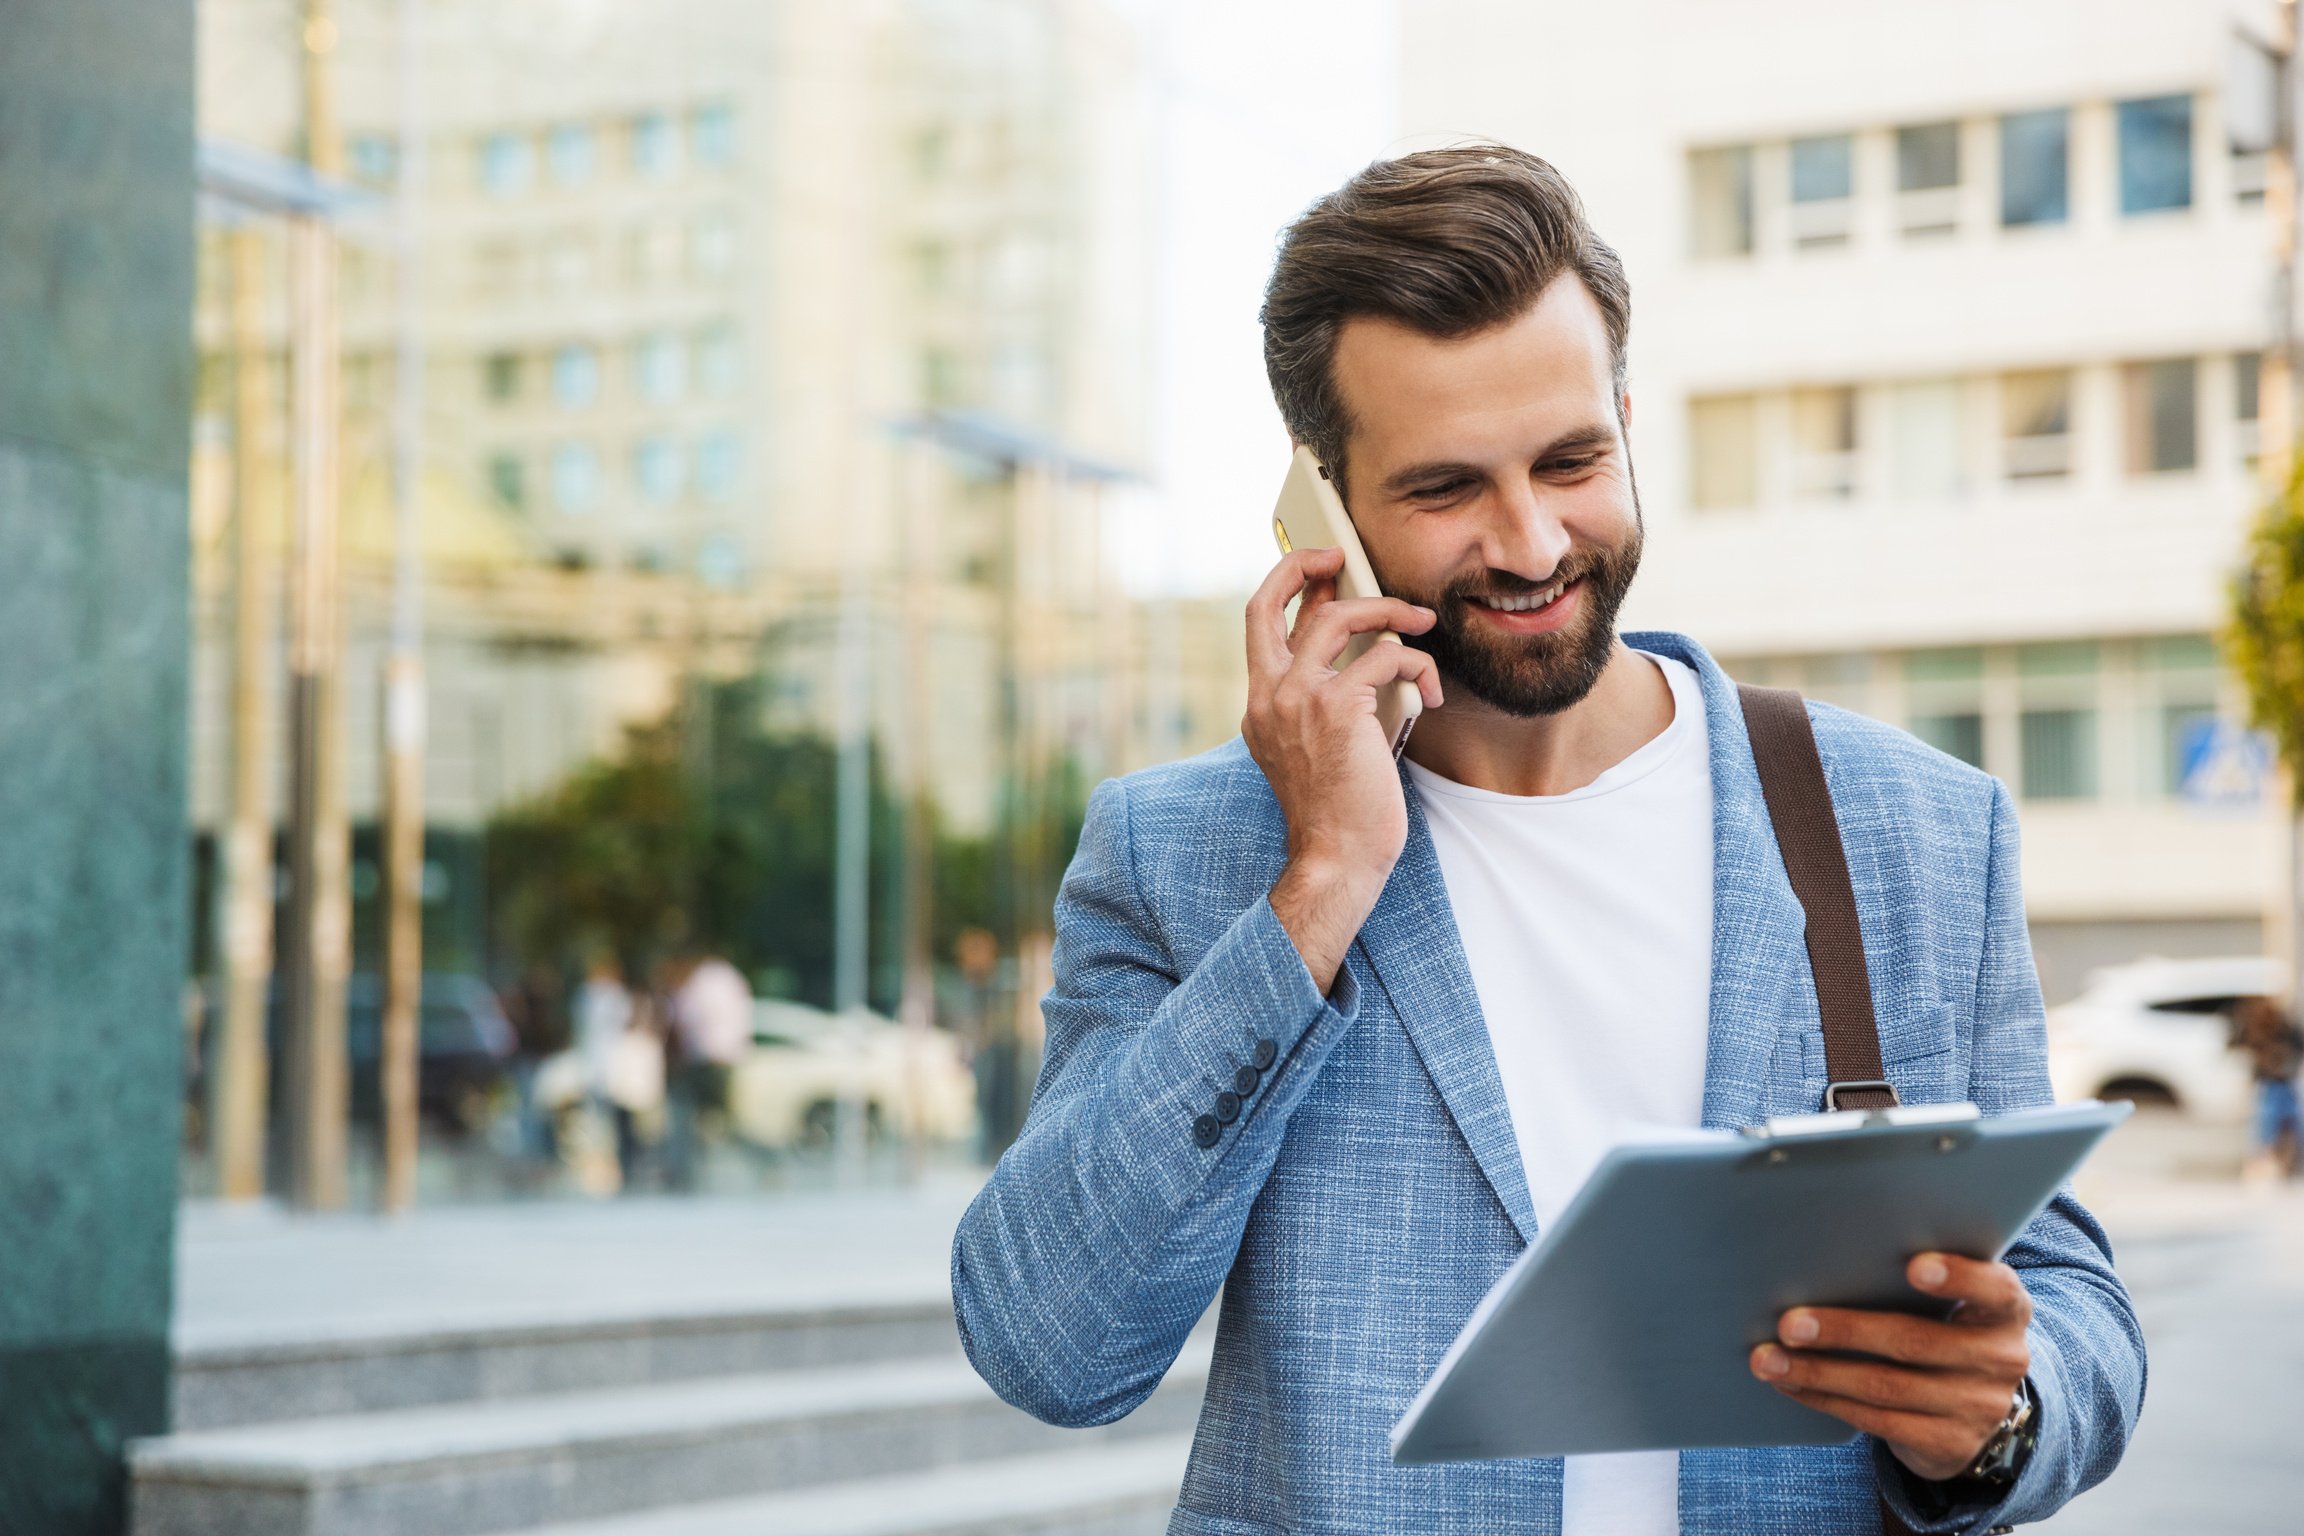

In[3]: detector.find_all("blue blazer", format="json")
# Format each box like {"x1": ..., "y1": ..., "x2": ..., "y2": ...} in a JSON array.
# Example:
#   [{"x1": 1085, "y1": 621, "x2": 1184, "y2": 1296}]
[{"x1": 953, "y1": 632, "x2": 2142, "y2": 1535}]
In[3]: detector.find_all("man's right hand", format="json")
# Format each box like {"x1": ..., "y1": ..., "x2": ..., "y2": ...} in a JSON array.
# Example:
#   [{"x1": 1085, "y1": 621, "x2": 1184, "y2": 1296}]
[{"x1": 1242, "y1": 546, "x2": 1443, "y2": 995}]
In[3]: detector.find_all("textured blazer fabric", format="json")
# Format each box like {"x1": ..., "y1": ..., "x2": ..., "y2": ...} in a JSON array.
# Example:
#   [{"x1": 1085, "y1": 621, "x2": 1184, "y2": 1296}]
[{"x1": 951, "y1": 631, "x2": 2144, "y2": 1536}]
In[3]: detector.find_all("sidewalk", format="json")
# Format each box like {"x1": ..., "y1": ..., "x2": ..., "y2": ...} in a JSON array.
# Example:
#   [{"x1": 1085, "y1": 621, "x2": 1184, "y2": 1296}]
[{"x1": 174, "y1": 1174, "x2": 985, "y2": 1352}]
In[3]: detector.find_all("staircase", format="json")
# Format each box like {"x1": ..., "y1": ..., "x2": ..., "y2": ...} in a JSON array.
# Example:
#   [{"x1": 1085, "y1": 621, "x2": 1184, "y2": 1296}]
[{"x1": 128, "y1": 1292, "x2": 1203, "y2": 1536}]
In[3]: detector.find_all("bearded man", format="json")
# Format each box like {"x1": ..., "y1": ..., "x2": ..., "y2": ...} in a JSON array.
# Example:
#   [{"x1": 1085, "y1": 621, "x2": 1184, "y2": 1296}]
[{"x1": 951, "y1": 145, "x2": 2142, "y2": 1535}]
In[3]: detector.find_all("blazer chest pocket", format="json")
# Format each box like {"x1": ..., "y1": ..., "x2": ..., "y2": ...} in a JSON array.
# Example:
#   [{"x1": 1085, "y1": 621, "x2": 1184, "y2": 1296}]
[{"x1": 1787, "y1": 1001, "x2": 1964, "y2": 1110}]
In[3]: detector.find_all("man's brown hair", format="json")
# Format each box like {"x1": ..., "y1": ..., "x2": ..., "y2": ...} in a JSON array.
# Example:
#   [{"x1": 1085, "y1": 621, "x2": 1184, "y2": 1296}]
[{"x1": 1260, "y1": 144, "x2": 1631, "y2": 501}]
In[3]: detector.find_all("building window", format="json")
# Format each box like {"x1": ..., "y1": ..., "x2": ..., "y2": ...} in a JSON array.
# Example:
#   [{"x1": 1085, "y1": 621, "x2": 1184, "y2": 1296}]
[
  {"x1": 630, "y1": 112, "x2": 681, "y2": 178},
  {"x1": 2021, "y1": 710, "x2": 2097, "y2": 798},
  {"x1": 487, "y1": 453, "x2": 525, "y2": 510},
  {"x1": 544, "y1": 233, "x2": 596, "y2": 293},
  {"x1": 692, "y1": 103, "x2": 737, "y2": 169},
  {"x1": 1999, "y1": 108, "x2": 2068, "y2": 227},
  {"x1": 550, "y1": 442, "x2": 602, "y2": 513},
  {"x1": 1905, "y1": 648, "x2": 1986, "y2": 768},
  {"x1": 349, "y1": 133, "x2": 398, "y2": 188},
  {"x1": 548, "y1": 124, "x2": 597, "y2": 186},
  {"x1": 690, "y1": 212, "x2": 737, "y2": 277},
  {"x1": 2140, "y1": 636, "x2": 2227, "y2": 797},
  {"x1": 1789, "y1": 134, "x2": 1855, "y2": 249},
  {"x1": 2117, "y1": 95, "x2": 2193, "y2": 215},
  {"x1": 2017, "y1": 642, "x2": 2098, "y2": 800},
  {"x1": 2236, "y1": 352, "x2": 2263, "y2": 468},
  {"x1": 1688, "y1": 145, "x2": 1754, "y2": 258},
  {"x1": 634, "y1": 333, "x2": 687, "y2": 404},
  {"x1": 696, "y1": 432, "x2": 742, "y2": 502},
  {"x1": 2122, "y1": 358, "x2": 2197, "y2": 473},
  {"x1": 696, "y1": 536, "x2": 745, "y2": 588},
  {"x1": 633, "y1": 436, "x2": 684, "y2": 504},
  {"x1": 2000, "y1": 369, "x2": 2073, "y2": 481},
  {"x1": 484, "y1": 352, "x2": 522, "y2": 402},
  {"x1": 1791, "y1": 385, "x2": 1860, "y2": 499},
  {"x1": 1688, "y1": 394, "x2": 1759, "y2": 510},
  {"x1": 480, "y1": 131, "x2": 535, "y2": 195},
  {"x1": 551, "y1": 344, "x2": 601, "y2": 409},
  {"x1": 697, "y1": 325, "x2": 743, "y2": 396},
  {"x1": 1896, "y1": 121, "x2": 1960, "y2": 237},
  {"x1": 1888, "y1": 379, "x2": 1966, "y2": 501}
]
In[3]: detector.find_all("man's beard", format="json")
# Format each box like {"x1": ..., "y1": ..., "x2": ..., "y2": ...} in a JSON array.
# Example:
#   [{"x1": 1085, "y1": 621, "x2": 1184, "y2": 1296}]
[{"x1": 1386, "y1": 514, "x2": 1645, "y2": 719}]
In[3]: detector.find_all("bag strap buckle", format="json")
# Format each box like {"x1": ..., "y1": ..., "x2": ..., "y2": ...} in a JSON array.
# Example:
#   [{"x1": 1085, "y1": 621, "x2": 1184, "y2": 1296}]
[{"x1": 1823, "y1": 1078, "x2": 1901, "y2": 1111}]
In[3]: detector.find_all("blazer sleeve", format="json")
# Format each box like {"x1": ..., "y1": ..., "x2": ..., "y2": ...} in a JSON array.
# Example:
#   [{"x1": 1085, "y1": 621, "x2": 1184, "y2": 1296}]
[
  {"x1": 1876, "y1": 778, "x2": 2147, "y2": 1533},
  {"x1": 950, "y1": 775, "x2": 1363, "y2": 1427}
]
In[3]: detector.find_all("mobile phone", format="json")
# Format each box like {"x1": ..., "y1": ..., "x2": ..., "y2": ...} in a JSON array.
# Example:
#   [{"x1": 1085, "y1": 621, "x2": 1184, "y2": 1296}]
[{"x1": 1271, "y1": 444, "x2": 1423, "y2": 758}]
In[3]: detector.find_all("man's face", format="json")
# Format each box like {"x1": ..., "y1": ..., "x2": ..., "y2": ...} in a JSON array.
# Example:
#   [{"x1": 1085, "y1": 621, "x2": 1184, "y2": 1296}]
[{"x1": 1328, "y1": 276, "x2": 1642, "y2": 718}]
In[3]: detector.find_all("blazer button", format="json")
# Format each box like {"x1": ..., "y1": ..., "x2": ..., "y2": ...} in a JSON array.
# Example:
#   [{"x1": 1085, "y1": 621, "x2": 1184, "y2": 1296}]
[
  {"x1": 1214, "y1": 1091, "x2": 1242, "y2": 1124},
  {"x1": 1251, "y1": 1038, "x2": 1277, "y2": 1071},
  {"x1": 1232, "y1": 1064, "x2": 1261, "y2": 1097},
  {"x1": 1192, "y1": 1113, "x2": 1221, "y2": 1148}
]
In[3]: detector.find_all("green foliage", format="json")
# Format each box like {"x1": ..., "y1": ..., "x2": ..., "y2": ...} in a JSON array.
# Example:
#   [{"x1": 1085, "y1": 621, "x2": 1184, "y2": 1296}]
[
  {"x1": 2230, "y1": 458, "x2": 2304, "y2": 810},
  {"x1": 481, "y1": 676, "x2": 1090, "y2": 1011}
]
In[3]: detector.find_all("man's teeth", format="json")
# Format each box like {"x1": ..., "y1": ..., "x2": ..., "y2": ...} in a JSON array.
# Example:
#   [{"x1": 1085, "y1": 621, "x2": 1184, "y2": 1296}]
[{"x1": 1480, "y1": 579, "x2": 1569, "y2": 613}]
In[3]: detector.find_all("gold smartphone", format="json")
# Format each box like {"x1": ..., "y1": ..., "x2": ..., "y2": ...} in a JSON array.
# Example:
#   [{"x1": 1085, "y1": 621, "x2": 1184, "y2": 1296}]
[{"x1": 1271, "y1": 445, "x2": 1422, "y2": 758}]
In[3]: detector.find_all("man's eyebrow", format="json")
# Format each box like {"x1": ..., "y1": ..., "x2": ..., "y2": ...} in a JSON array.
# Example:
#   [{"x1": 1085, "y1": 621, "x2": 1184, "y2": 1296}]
[{"x1": 1377, "y1": 425, "x2": 1619, "y2": 496}]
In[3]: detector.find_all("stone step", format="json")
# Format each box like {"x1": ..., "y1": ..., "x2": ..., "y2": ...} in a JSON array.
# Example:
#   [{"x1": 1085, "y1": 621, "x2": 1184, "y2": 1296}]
[
  {"x1": 130, "y1": 1344, "x2": 1210, "y2": 1536},
  {"x1": 174, "y1": 1298, "x2": 960, "y2": 1431},
  {"x1": 513, "y1": 1435, "x2": 1192, "y2": 1536}
]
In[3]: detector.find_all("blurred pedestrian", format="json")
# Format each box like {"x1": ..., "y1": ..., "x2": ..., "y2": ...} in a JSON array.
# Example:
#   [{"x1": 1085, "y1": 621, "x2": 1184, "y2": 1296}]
[
  {"x1": 662, "y1": 951, "x2": 753, "y2": 1191},
  {"x1": 2235, "y1": 995, "x2": 2302, "y2": 1182},
  {"x1": 502, "y1": 962, "x2": 571, "y2": 1164},
  {"x1": 574, "y1": 951, "x2": 649, "y2": 1191}
]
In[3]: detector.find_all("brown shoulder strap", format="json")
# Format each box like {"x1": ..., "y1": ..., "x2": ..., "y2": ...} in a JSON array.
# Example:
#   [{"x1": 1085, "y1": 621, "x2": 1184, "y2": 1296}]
[{"x1": 1736, "y1": 684, "x2": 1898, "y2": 1113}]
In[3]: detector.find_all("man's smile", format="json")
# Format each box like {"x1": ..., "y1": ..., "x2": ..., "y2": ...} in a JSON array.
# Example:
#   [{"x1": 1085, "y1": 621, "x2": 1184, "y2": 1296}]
[{"x1": 1466, "y1": 575, "x2": 1583, "y2": 634}]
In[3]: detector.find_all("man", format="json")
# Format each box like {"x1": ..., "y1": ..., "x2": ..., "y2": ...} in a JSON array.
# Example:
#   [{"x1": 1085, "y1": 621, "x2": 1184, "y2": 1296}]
[{"x1": 952, "y1": 146, "x2": 2141, "y2": 1534}]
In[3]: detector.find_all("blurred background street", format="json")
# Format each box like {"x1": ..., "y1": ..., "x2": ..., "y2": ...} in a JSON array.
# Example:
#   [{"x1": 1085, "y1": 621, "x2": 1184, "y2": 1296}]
[{"x1": 7, "y1": 0, "x2": 2304, "y2": 1531}]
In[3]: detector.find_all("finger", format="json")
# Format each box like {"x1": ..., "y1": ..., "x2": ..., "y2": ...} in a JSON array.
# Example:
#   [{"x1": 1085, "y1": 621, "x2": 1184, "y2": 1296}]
[
  {"x1": 1336, "y1": 638, "x2": 1444, "y2": 711},
  {"x1": 1778, "y1": 1306, "x2": 2029, "y2": 1375},
  {"x1": 1909, "y1": 1254, "x2": 2032, "y2": 1326},
  {"x1": 1749, "y1": 1343, "x2": 2006, "y2": 1420},
  {"x1": 1246, "y1": 548, "x2": 1345, "y2": 679},
  {"x1": 1764, "y1": 1386, "x2": 1984, "y2": 1482},
  {"x1": 1288, "y1": 596, "x2": 1436, "y2": 668}
]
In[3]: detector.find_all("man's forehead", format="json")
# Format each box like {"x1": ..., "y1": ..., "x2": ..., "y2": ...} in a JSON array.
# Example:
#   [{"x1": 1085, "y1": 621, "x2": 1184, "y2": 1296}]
[{"x1": 1330, "y1": 277, "x2": 1617, "y2": 469}]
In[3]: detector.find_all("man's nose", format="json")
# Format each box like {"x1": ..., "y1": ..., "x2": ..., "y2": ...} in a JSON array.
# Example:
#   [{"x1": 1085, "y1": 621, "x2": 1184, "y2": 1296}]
[{"x1": 1481, "y1": 480, "x2": 1573, "y2": 580}]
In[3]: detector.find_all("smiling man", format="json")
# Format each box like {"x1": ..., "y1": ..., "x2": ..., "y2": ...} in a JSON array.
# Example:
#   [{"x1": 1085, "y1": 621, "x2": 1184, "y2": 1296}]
[{"x1": 951, "y1": 146, "x2": 2142, "y2": 1535}]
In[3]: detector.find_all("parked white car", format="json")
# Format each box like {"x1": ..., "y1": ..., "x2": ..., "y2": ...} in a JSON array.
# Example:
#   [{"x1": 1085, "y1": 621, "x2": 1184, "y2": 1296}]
[
  {"x1": 727, "y1": 1000, "x2": 978, "y2": 1149},
  {"x1": 2044, "y1": 956, "x2": 2284, "y2": 1122}
]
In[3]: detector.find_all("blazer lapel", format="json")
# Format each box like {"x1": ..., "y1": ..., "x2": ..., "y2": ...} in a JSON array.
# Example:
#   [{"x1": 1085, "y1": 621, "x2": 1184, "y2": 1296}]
[
  {"x1": 1355, "y1": 774, "x2": 1540, "y2": 1244},
  {"x1": 1654, "y1": 638, "x2": 1812, "y2": 1132}
]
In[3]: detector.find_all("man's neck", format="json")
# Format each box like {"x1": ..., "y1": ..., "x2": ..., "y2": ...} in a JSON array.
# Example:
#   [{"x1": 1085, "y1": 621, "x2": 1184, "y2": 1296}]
[{"x1": 1401, "y1": 641, "x2": 1677, "y2": 797}]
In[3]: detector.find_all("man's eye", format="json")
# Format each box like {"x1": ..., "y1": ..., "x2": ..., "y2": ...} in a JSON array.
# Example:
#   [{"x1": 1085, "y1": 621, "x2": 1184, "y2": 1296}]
[
  {"x1": 1543, "y1": 455, "x2": 1600, "y2": 475},
  {"x1": 1412, "y1": 478, "x2": 1471, "y2": 500}
]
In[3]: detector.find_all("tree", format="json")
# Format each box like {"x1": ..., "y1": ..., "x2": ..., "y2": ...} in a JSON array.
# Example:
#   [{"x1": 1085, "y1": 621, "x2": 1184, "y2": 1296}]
[
  {"x1": 481, "y1": 677, "x2": 1094, "y2": 1016},
  {"x1": 2228, "y1": 459, "x2": 2304, "y2": 1003}
]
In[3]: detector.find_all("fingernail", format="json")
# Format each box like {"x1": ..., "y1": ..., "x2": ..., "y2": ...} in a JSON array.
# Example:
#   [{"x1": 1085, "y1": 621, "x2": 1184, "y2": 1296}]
[
  {"x1": 1913, "y1": 1256, "x2": 1949, "y2": 1287},
  {"x1": 1753, "y1": 1345, "x2": 1789, "y2": 1379},
  {"x1": 1782, "y1": 1310, "x2": 1819, "y2": 1344}
]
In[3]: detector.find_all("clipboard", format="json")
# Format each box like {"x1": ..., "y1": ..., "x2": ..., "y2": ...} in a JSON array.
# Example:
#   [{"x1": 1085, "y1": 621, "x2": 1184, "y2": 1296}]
[{"x1": 1389, "y1": 1098, "x2": 2130, "y2": 1464}]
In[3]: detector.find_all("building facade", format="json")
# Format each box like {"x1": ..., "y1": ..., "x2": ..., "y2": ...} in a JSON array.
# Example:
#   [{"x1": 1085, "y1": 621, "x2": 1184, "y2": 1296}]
[
  {"x1": 186, "y1": 0, "x2": 1233, "y2": 860},
  {"x1": 1400, "y1": 0, "x2": 2285, "y2": 998}
]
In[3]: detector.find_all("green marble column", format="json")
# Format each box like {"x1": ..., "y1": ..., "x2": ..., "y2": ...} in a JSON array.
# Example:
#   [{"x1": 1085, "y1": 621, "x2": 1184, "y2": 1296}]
[{"x1": 0, "y1": 1, "x2": 195, "y2": 1531}]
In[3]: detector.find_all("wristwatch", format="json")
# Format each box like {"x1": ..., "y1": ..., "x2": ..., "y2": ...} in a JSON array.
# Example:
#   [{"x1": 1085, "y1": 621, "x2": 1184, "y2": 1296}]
[{"x1": 1959, "y1": 1376, "x2": 2040, "y2": 1487}]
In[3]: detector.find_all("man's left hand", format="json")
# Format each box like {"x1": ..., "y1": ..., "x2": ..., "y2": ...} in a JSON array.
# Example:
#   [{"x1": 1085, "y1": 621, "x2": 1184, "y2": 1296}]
[{"x1": 1748, "y1": 1252, "x2": 2032, "y2": 1483}]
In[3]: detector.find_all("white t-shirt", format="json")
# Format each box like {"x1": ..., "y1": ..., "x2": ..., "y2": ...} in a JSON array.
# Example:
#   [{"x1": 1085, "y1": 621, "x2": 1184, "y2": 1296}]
[{"x1": 1404, "y1": 652, "x2": 1715, "y2": 1536}]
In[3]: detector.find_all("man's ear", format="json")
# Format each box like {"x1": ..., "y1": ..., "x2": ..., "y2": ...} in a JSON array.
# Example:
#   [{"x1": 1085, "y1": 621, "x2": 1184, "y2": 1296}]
[{"x1": 1619, "y1": 390, "x2": 1634, "y2": 433}]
